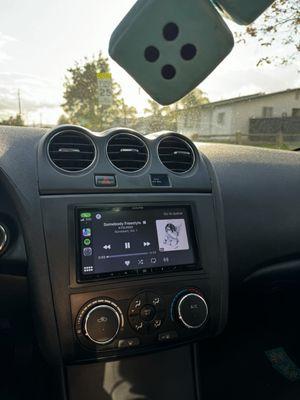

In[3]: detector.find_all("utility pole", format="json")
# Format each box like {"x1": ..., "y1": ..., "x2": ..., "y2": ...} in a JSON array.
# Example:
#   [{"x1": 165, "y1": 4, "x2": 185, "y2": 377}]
[
  {"x1": 175, "y1": 101, "x2": 179, "y2": 131},
  {"x1": 123, "y1": 103, "x2": 127, "y2": 126},
  {"x1": 17, "y1": 89, "x2": 22, "y2": 115}
]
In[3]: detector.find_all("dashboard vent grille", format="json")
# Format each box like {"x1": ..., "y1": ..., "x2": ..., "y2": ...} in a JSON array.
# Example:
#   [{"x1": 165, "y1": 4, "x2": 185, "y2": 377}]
[
  {"x1": 48, "y1": 129, "x2": 96, "y2": 172},
  {"x1": 107, "y1": 133, "x2": 148, "y2": 172},
  {"x1": 158, "y1": 136, "x2": 195, "y2": 173}
]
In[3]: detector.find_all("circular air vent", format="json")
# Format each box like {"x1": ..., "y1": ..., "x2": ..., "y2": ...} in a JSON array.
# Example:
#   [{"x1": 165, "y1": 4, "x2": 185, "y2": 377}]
[
  {"x1": 48, "y1": 128, "x2": 96, "y2": 173},
  {"x1": 158, "y1": 136, "x2": 195, "y2": 173},
  {"x1": 107, "y1": 133, "x2": 149, "y2": 173}
]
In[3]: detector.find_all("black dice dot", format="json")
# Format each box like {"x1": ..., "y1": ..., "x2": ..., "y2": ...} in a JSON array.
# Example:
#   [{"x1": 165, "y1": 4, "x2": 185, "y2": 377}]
[
  {"x1": 161, "y1": 64, "x2": 176, "y2": 80},
  {"x1": 181, "y1": 44, "x2": 197, "y2": 61},
  {"x1": 144, "y1": 46, "x2": 160, "y2": 62},
  {"x1": 163, "y1": 22, "x2": 179, "y2": 41}
]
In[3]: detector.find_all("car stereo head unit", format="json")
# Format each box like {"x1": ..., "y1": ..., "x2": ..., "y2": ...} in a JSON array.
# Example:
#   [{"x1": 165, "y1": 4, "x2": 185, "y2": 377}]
[{"x1": 77, "y1": 205, "x2": 199, "y2": 281}]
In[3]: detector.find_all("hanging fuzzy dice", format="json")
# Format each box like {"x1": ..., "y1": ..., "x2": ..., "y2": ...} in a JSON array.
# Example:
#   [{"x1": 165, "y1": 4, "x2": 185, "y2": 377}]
[
  {"x1": 109, "y1": 0, "x2": 234, "y2": 105},
  {"x1": 213, "y1": 0, "x2": 275, "y2": 24}
]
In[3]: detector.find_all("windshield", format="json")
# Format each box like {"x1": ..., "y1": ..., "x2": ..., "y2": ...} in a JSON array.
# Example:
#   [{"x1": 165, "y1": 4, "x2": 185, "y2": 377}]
[{"x1": 0, "y1": 0, "x2": 299, "y2": 149}]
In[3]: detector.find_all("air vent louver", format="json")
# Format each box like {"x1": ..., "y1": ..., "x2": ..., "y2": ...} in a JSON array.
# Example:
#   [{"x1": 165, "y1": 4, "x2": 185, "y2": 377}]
[
  {"x1": 48, "y1": 129, "x2": 96, "y2": 172},
  {"x1": 158, "y1": 136, "x2": 195, "y2": 173},
  {"x1": 107, "y1": 133, "x2": 148, "y2": 172}
]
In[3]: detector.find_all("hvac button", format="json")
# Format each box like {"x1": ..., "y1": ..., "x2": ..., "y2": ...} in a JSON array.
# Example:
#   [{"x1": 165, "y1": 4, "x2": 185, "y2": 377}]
[
  {"x1": 158, "y1": 331, "x2": 178, "y2": 342},
  {"x1": 147, "y1": 292, "x2": 164, "y2": 310},
  {"x1": 128, "y1": 293, "x2": 147, "y2": 316},
  {"x1": 118, "y1": 338, "x2": 140, "y2": 348},
  {"x1": 148, "y1": 318, "x2": 163, "y2": 332},
  {"x1": 140, "y1": 305, "x2": 156, "y2": 322},
  {"x1": 131, "y1": 318, "x2": 147, "y2": 334}
]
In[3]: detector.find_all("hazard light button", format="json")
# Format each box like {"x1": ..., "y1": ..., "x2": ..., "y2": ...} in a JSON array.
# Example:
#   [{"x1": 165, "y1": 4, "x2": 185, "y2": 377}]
[{"x1": 94, "y1": 175, "x2": 116, "y2": 187}]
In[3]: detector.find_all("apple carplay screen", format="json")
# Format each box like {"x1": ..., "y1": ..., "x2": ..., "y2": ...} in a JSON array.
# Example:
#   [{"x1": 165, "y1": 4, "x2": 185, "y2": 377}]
[{"x1": 77, "y1": 205, "x2": 198, "y2": 280}]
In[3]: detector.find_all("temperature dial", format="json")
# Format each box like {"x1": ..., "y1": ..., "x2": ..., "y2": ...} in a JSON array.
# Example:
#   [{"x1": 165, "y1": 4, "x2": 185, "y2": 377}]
[
  {"x1": 83, "y1": 301, "x2": 122, "y2": 345},
  {"x1": 176, "y1": 291, "x2": 208, "y2": 329}
]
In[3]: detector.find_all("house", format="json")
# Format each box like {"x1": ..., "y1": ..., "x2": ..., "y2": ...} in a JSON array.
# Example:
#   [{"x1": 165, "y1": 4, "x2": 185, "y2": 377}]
[{"x1": 177, "y1": 88, "x2": 300, "y2": 139}]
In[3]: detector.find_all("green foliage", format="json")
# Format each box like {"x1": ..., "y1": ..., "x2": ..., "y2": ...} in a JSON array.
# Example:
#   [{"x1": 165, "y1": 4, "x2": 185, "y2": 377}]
[
  {"x1": 57, "y1": 114, "x2": 70, "y2": 125},
  {"x1": 143, "y1": 100, "x2": 175, "y2": 132},
  {"x1": 0, "y1": 114, "x2": 24, "y2": 126},
  {"x1": 62, "y1": 52, "x2": 137, "y2": 131},
  {"x1": 237, "y1": 0, "x2": 299, "y2": 66},
  {"x1": 143, "y1": 88, "x2": 209, "y2": 132},
  {"x1": 119, "y1": 99, "x2": 137, "y2": 127},
  {"x1": 177, "y1": 89, "x2": 209, "y2": 109}
]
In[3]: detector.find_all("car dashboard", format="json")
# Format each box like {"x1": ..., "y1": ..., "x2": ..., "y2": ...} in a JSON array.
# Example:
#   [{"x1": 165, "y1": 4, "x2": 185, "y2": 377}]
[{"x1": 1, "y1": 124, "x2": 300, "y2": 398}]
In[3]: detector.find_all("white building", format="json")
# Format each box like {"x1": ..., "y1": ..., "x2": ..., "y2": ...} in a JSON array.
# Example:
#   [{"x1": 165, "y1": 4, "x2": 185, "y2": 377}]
[{"x1": 177, "y1": 88, "x2": 300, "y2": 139}]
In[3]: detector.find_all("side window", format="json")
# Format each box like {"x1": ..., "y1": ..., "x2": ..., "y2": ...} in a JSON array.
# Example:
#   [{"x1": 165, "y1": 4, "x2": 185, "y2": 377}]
[
  {"x1": 217, "y1": 112, "x2": 225, "y2": 125},
  {"x1": 262, "y1": 107, "x2": 273, "y2": 118}
]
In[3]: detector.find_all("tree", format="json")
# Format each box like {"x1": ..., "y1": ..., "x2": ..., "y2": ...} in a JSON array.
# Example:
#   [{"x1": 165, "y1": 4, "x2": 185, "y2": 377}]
[
  {"x1": 62, "y1": 52, "x2": 137, "y2": 131},
  {"x1": 143, "y1": 88, "x2": 209, "y2": 132},
  {"x1": 57, "y1": 114, "x2": 70, "y2": 125},
  {"x1": 0, "y1": 114, "x2": 24, "y2": 126},
  {"x1": 118, "y1": 99, "x2": 137, "y2": 127},
  {"x1": 236, "y1": 0, "x2": 299, "y2": 66},
  {"x1": 144, "y1": 100, "x2": 173, "y2": 131},
  {"x1": 176, "y1": 88, "x2": 209, "y2": 109}
]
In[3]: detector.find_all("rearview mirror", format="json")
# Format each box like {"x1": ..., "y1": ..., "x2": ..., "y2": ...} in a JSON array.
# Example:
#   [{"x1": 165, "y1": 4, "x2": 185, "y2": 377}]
[{"x1": 109, "y1": 0, "x2": 234, "y2": 105}]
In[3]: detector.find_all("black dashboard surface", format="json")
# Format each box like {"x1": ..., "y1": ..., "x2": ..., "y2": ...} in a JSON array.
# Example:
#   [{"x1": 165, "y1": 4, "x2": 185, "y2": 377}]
[
  {"x1": 0, "y1": 126, "x2": 300, "y2": 288},
  {"x1": 197, "y1": 143, "x2": 300, "y2": 286}
]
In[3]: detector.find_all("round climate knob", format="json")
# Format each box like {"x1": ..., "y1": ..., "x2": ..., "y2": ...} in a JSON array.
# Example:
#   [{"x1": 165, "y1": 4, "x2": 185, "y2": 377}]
[
  {"x1": 0, "y1": 224, "x2": 8, "y2": 255},
  {"x1": 177, "y1": 292, "x2": 208, "y2": 329},
  {"x1": 84, "y1": 304, "x2": 121, "y2": 345}
]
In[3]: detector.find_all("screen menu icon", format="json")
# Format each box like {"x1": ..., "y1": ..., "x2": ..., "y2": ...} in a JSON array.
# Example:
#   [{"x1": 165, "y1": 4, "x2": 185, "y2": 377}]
[{"x1": 82, "y1": 228, "x2": 91, "y2": 237}]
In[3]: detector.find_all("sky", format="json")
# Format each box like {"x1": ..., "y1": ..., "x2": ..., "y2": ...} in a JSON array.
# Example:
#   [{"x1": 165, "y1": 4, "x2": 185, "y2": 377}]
[{"x1": 0, "y1": 0, "x2": 299, "y2": 125}]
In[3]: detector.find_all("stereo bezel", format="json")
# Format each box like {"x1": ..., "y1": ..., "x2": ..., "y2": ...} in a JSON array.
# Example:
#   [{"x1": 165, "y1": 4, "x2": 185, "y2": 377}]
[{"x1": 75, "y1": 203, "x2": 201, "y2": 283}]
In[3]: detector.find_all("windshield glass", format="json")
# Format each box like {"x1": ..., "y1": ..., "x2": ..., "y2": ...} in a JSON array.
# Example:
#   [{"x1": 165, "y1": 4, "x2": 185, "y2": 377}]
[{"x1": 0, "y1": 0, "x2": 299, "y2": 149}]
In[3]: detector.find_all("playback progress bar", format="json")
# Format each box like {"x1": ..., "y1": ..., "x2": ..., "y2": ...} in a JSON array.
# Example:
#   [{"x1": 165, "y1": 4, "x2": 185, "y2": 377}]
[{"x1": 103, "y1": 251, "x2": 150, "y2": 259}]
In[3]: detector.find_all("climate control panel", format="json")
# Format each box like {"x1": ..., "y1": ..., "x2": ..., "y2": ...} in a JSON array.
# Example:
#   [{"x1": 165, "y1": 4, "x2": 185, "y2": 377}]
[
  {"x1": 73, "y1": 281, "x2": 211, "y2": 358},
  {"x1": 128, "y1": 292, "x2": 166, "y2": 334}
]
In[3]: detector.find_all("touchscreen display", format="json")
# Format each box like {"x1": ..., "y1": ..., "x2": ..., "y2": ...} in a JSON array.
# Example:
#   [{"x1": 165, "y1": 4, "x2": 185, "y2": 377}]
[{"x1": 78, "y1": 205, "x2": 197, "y2": 279}]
